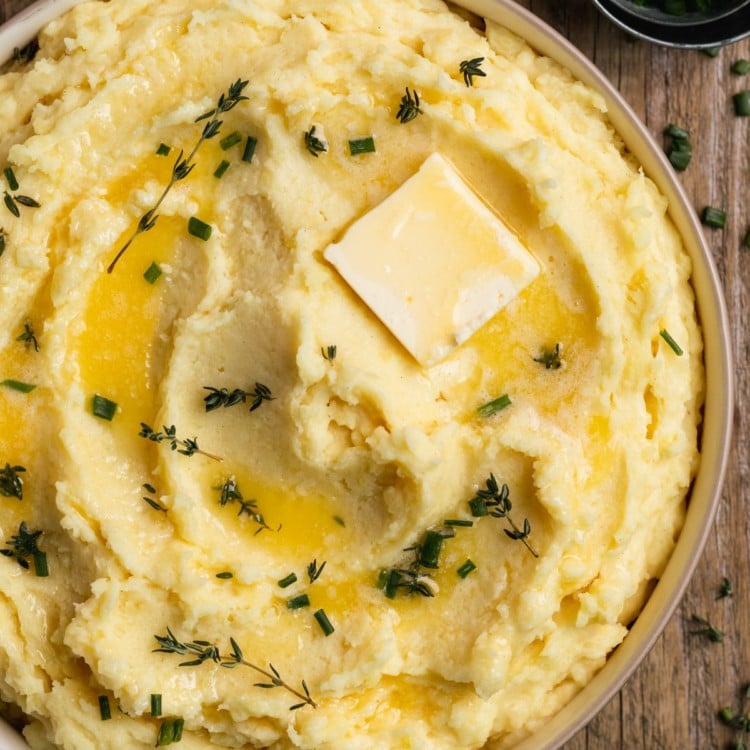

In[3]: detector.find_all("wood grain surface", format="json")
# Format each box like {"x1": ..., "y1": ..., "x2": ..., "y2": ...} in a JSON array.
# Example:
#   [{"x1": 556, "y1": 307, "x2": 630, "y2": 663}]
[{"x1": 0, "y1": 0, "x2": 747, "y2": 748}]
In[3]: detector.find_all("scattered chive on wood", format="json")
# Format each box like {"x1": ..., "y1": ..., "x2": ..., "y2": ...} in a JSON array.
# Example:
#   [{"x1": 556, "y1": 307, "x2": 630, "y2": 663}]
[
  {"x1": 663, "y1": 123, "x2": 692, "y2": 172},
  {"x1": 98, "y1": 695, "x2": 111, "y2": 721},
  {"x1": 703, "y1": 46, "x2": 721, "y2": 57},
  {"x1": 213, "y1": 160, "x2": 231, "y2": 178},
  {"x1": 457, "y1": 559, "x2": 477, "y2": 578},
  {"x1": 150, "y1": 694, "x2": 162, "y2": 717},
  {"x1": 143, "y1": 261, "x2": 163, "y2": 284},
  {"x1": 3, "y1": 167, "x2": 18, "y2": 191},
  {"x1": 313, "y1": 609, "x2": 335, "y2": 636},
  {"x1": 187, "y1": 216, "x2": 212, "y2": 241},
  {"x1": 348, "y1": 136, "x2": 376, "y2": 155},
  {"x1": 156, "y1": 143, "x2": 172, "y2": 156},
  {"x1": 92, "y1": 394, "x2": 118, "y2": 421},
  {"x1": 156, "y1": 717, "x2": 184, "y2": 746},
  {"x1": 242, "y1": 136, "x2": 258, "y2": 163},
  {"x1": 659, "y1": 328, "x2": 684, "y2": 356},
  {"x1": 1, "y1": 379, "x2": 36, "y2": 393},
  {"x1": 718, "y1": 576, "x2": 734, "y2": 599},
  {"x1": 287, "y1": 593, "x2": 310, "y2": 610},
  {"x1": 278, "y1": 572, "x2": 297, "y2": 588},
  {"x1": 701, "y1": 205, "x2": 726, "y2": 228},
  {"x1": 220, "y1": 131, "x2": 242, "y2": 150},
  {"x1": 689, "y1": 613, "x2": 724, "y2": 642},
  {"x1": 733, "y1": 90, "x2": 750, "y2": 116},
  {"x1": 731, "y1": 58, "x2": 750, "y2": 75},
  {"x1": 477, "y1": 393, "x2": 511, "y2": 418}
]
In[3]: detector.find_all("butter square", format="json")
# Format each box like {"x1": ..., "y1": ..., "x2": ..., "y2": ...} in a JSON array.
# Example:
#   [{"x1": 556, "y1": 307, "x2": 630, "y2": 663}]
[{"x1": 324, "y1": 152, "x2": 540, "y2": 367}]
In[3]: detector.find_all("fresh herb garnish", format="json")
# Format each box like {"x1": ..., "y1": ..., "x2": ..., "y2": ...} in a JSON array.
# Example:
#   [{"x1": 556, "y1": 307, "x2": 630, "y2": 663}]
[
  {"x1": 689, "y1": 613, "x2": 724, "y2": 642},
  {"x1": 321, "y1": 345, "x2": 337, "y2": 364},
  {"x1": 4, "y1": 167, "x2": 19, "y2": 191},
  {"x1": 216, "y1": 571, "x2": 233, "y2": 579},
  {"x1": 396, "y1": 87, "x2": 423, "y2": 123},
  {"x1": 313, "y1": 609, "x2": 335, "y2": 637},
  {"x1": 469, "y1": 474, "x2": 538, "y2": 557},
  {"x1": 533, "y1": 343, "x2": 563, "y2": 370},
  {"x1": 151, "y1": 694, "x2": 163, "y2": 717},
  {"x1": 380, "y1": 567, "x2": 436, "y2": 599},
  {"x1": 457, "y1": 559, "x2": 477, "y2": 578},
  {"x1": 215, "y1": 476, "x2": 273, "y2": 533},
  {"x1": 187, "y1": 215, "x2": 212, "y2": 241},
  {"x1": 718, "y1": 576, "x2": 734, "y2": 599},
  {"x1": 17, "y1": 320, "x2": 39, "y2": 351},
  {"x1": 287, "y1": 593, "x2": 310, "y2": 610},
  {"x1": 1, "y1": 521, "x2": 47, "y2": 575},
  {"x1": 659, "y1": 328, "x2": 684, "y2": 356},
  {"x1": 98, "y1": 695, "x2": 112, "y2": 721},
  {"x1": 143, "y1": 483, "x2": 167, "y2": 512},
  {"x1": 156, "y1": 717, "x2": 184, "y2": 746},
  {"x1": 663, "y1": 123, "x2": 692, "y2": 171},
  {"x1": 203, "y1": 383, "x2": 274, "y2": 412},
  {"x1": 278, "y1": 573, "x2": 298, "y2": 588},
  {"x1": 733, "y1": 90, "x2": 750, "y2": 116},
  {"x1": 139, "y1": 423, "x2": 222, "y2": 461},
  {"x1": 1, "y1": 379, "x2": 36, "y2": 393},
  {"x1": 307, "y1": 558, "x2": 326, "y2": 584},
  {"x1": 220, "y1": 130, "x2": 242, "y2": 151},
  {"x1": 348, "y1": 137, "x2": 376, "y2": 155},
  {"x1": 92, "y1": 394, "x2": 118, "y2": 421},
  {"x1": 108, "y1": 79, "x2": 249, "y2": 272},
  {"x1": 156, "y1": 143, "x2": 172, "y2": 157},
  {"x1": 12, "y1": 38, "x2": 39, "y2": 64},
  {"x1": 477, "y1": 393, "x2": 512, "y2": 418},
  {"x1": 701, "y1": 205, "x2": 727, "y2": 228},
  {"x1": 213, "y1": 159, "x2": 231, "y2": 179},
  {"x1": 3, "y1": 191, "x2": 40, "y2": 218},
  {"x1": 143, "y1": 261, "x2": 163, "y2": 284},
  {"x1": 0, "y1": 463, "x2": 25, "y2": 500},
  {"x1": 459, "y1": 57, "x2": 487, "y2": 87},
  {"x1": 304, "y1": 126, "x2": 327, "y2": 157},
  {"x1": 731, "y1": 58, "x2": 750, "y2": 75},
  {"x1": 242, "y1": 136, "x2": 258, "y2": 163},
  {"x1": 718, "y1": 684, "x2": 750, "y2": 747},
  {"x1": 153, "y1": 627, "x2": 316, "y2": 709}
]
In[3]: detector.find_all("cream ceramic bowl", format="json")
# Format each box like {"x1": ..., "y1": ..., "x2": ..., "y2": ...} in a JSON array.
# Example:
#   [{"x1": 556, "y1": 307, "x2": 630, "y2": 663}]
[{"x1": 0, "y1": 1, "x2": 733, "y2": 749}]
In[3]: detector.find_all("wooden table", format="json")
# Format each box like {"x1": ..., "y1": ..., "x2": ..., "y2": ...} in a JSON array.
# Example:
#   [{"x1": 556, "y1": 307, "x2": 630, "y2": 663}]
[{"x1": 0, "y1": 0, "x2": 746, "y2": 747}]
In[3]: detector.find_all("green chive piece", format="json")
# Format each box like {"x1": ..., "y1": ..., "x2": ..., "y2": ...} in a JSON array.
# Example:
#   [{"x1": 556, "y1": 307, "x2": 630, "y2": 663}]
[
  {"x1": 213, "y1": 160, "x2": 231, "y2": 179},
  {"x1": 444, "y1": 519, "x2": 474, "y2": 527},
  {"x1": 92, "y1": 394, "x2": 118, "y2": 421},
  {"x1": 216, "y1": 571, "x2": 233, "y2": 579},
  {"x1": 150, "y1": 694, "x2": 162, "y2": 717},
  {"x1": 477, "y1": 393, "x2": 511, "y2": 418},
  {"x1": 348, "y1": 136, "x2": 376, "y2": 156},
  {"x1": 703, "y1": 46, "x2": 721, "y2": 57},
  {"x1": 278, "y1": 572, "x2": 297, "y2": 588},
  {"x1": 220, "y1": 131, "x2": 242, "y2": 151},
  {"x1": 33, "y1": 550, "x2": 48, "y2": 577},
  {"x1": 731, "y1": 58, "x2": 750, "y2": 75},
  {"x1": 187, "y1": 216, "x2": 212, "y2": 241},
  {"x1": 98, "y1": 695, "x2": 112, "y2": 721},
  {"x1": 417, "y1": 530, "x2": 444, "y2": 569},
  {"x1": 659, "y1": 328, "x2": 684, "y2": 356},
  {"x1": 383, "y1": 569, "x2": 400, "y2": 599},
  {"x1": 287, "y1": 593, "x2": 310, "y2": 610},
  {"x1": 313, "y1": 608, "x2": 335, "y2": 636},
  {"x1": 242, "y1": 136, "x2": 258, "y2": 163},
  {"x1": 457, "y1": 559, "x2": 477, "y2": 578},
  {"x1": 143, "y1": 261, "x2": 162, "y2": 284},
  {"x1": 1, "y1": 379, "x2": 36, "y2": 393},
  {"x1": 469, "y1": 496, "x2": 488, "y2": 517},
  {"x1": 668, "y1": 149, "x2": 692, "y2": 171},
  {"x1": 701, "y1": 206, "x2": 727, "y2": 228},
  {"x1": 3, "y1": 167, "x2": 18, "y2": 191},
  {"x1": 664, "y1": 123, "x2": 690, "y2": 140},
  {"x1": 156, "y1": 143, "x2": 172, "y2": 157},
  {"x1": 733, "y1": 90, "x2": 750, "y2": 116},
  {"x1": 157, "y1": 717, "x2": 184, "y2": 745}
]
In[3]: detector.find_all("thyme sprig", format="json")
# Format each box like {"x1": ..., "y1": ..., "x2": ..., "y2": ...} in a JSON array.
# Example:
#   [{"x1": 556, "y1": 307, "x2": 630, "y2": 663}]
[
  {"x1": 1, "y1": 521, "x2": 47, "y2": 575},
  {"x1": 396, "y1": 87, "x2": 423, "y2": 123},
  {"x1": 469, "y1": 474, "x2": 538, "y2": 557},
  {"x1": 304, "y1": 126, "x2": 327, "y2": 157},
  {"x1": 17, "y1": 320, "x2": 39, "y2": 351},
  {"x1": 0, "y1": 463, "x2": 25, "y2": 500},
  {"x1": 3, "y1": 191, "x2": 40, "y2": 218},
  {"x1": 459, "y1": 57, "x2": 486, "y2": 87},
  {"x1": 107, "y1": 79, "x2": 249, "y2": 273},
  {"x1": 321, "y1": 345, "x2": 337, "y2": 364},
  {"x1": 215, "y1": 477, "x2": 273, "y2": 533},
  {"x1": 143, "y1": 483, "x2": 167, "y2": 512},
  {"x1": 307, "y1": 558, "x2": 326, "y2": 584},
  {"x1": 153, "y1": 627, "x2": 316, "y2": 710},
  {"x1": 203, "y1": 383, "x2": 274, "y2": 412},
  {"x1": 139, "y1": 423, "x2": 222, "y2": 462}
]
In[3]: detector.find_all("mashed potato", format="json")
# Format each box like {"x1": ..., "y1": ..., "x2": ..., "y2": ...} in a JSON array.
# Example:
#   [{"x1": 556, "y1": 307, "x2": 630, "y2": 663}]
[{"x1": 0, "y1": 0, "x2": 703, "y2": 748}]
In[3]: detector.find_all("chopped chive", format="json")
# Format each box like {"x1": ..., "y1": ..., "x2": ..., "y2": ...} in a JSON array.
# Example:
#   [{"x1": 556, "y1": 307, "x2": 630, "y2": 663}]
[
  {"x1": 733, "y1": 90, "x2": 750, "y2": 116},
  {"x1": 287, "y1": 593, "x2": 310, "y2": 610},
  {"x1": 668, "y1": 149, "x2": 692, "y2": 171},
  {"x1": 156, "y1": 717, "x2": 184, "y2": 745},
  {"x1": 313, "y1": 608, "x2": 335, "y2": 636},
  {"x1": 1, "y1": 379, "x2": 36, "y2": 393},
  {"x1": 242, "y1": 136, "x2": 258, "y2": 163},
  {"x1": 477, "y1": 393, "x2": 511, "y2": 418},
  {"x1": 664, "y1": 123, "x2": 690, "y2": 140},
  {"x1": 33, "y1": 550, "x2": 48, "y2": 577},
  {"x1": 156, "y1": 143, "x2": 172, "y2": 157},
  {"x1": 417, "y1": 530, "x2": 444, "y2": 569},
  {"x1": 143, "y1": 261, "x2": 162, "y2": 284},
  {"x1": 150, "y1": 694, "x2": 162, "y2": 717},
  {"x1": 703, "y1": 46, "x2": 721, "y2": 58},
  {"x1": 187, "y1": 216, "x2": 212, "y2": 241},
  {"x1": 98, "y1": 695, "x2": 112, "y2": 721},
  {"x1": 701, "y1": 206, "x2": 726, "y2": 228},
  {"x1": 444, "y1": 519, "x2": 474, "y2": 527},
  {"x1": 469, "y1": 496, "x2": 488, "y2": 517},
  {"x1": 457, "y1": 559, "x2": 477, "y2": 578},
  {"x1": 348, "y1": 136, "x2": 376, "y2": 156},
  {"x1": 278, "y1": 572, "x2": 297, "y2": 588},
  {"x1": 216, "y1": 571, "x2": 233, "y2": 579},
  {"x1": 659, "y1": 328, "x2": 684, "y2": 356},
  {"x1": 220, "y1": 131, "x2": 242, "y2": 151},
  {"x1": 92, "y1": 394, "x2": 118, "y2": 421},
  {"x1": 731, "y1": 58, "x2": 750, "y2": 75},
  {"x1": 213, "y1": 160, "x2": 231, "y2": 179},
  {"x1": 3, "y1": 167, "x2": 18, "y2": 191}
]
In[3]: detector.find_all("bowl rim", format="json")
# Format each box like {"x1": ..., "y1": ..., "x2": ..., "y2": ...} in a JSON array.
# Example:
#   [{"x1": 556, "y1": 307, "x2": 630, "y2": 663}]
[{"x1": 0, "y1": 1, "x2": 734, "y2": 749}]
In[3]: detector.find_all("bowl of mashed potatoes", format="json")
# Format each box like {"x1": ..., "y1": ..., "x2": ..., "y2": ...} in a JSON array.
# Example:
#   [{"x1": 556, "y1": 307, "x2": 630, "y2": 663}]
[{"x1": 0, "y1": 0, "x2": 732, "y2": 749}]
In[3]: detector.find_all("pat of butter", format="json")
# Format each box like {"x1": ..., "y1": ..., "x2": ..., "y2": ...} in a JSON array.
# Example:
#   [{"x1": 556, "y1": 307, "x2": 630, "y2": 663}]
[{"x1": 324, "y1": 152, "x2": 540, "y2": 367}]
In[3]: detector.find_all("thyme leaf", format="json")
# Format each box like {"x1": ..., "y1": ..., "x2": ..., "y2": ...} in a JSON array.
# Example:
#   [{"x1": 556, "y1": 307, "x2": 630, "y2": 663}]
[
  {"x1": 203, "y1": 383, "x2": 274, "y2": 412},
  {"x1": 108, "y1": 79, "x2": 249, "y2": 273},
  {"x1": 17, "y1": 320, "x2": 39, "y2": 352},
  {"x1": 533, "y1": 343, "x2": 562, "y2": 370},
  {"x1": 215, "y1": 476, "x2": 274, "y2": 533},
  {"x1": 304, "y1": 126, "x2": 327, "y2": 157},
  {"x1": 153, "y1": 628, "x2": 317, "y2": 710},
  {"x1": 396, "y1": 87, "x2": 423, "y2": 124},
  {"x1": 0, "y1": 463, "x2": 25, "y2": 500},
  {"x1": 139, "y1": 423, "x2": 222, "y2": 462},
  {"x1": 307, "y1": 558, "x2": 327, "y2": 584},
  {"x1": 1, "y1": 521, "x2": 47, "y2": 575},
  {"x1": 459, "y1": 57, "x2": 487, "y2": 87},
  {"x1": 321, "y1": 345, "x2": 337, "y2": 364}
]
